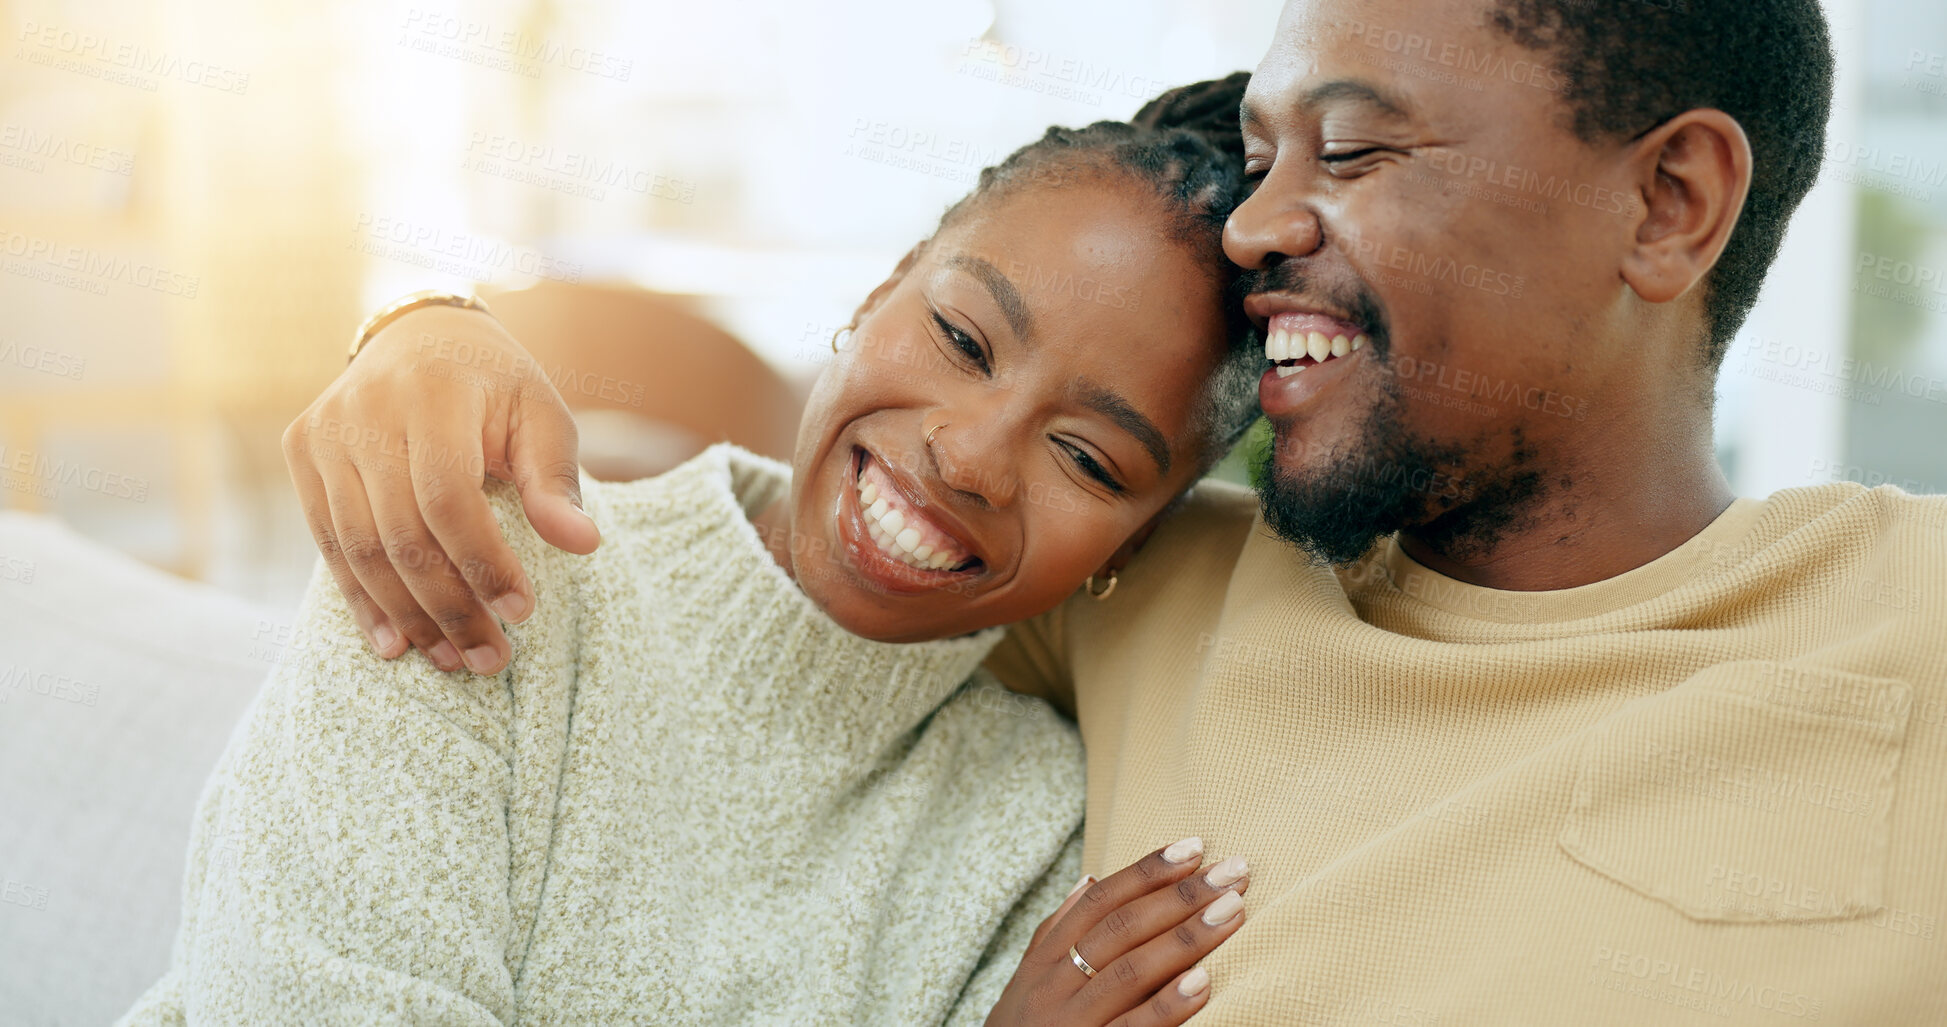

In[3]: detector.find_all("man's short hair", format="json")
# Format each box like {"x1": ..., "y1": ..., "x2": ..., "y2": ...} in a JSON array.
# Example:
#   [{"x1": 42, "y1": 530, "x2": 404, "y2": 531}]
[{"x1": 1488, "y1": 0, "x2": 1835, "y2": 366}]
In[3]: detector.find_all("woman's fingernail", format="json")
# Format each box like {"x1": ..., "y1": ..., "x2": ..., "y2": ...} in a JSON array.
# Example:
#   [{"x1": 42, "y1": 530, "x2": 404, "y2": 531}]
[
  {"x1": 463, "y1": 645, "x2": 502, "y2": 674},
  {"x1": 1201, "y1": 890, "x2": 1244, "y2": 926},
  {"x1": 1178, "y1": 966, "x2": 1211, "y2": 997},
  {"x1": 1163, "y1": 836, "x2": 1204, "y2": 864},
  {"x1": 371, "y1": 623, "x2": 400, "y2": 655},
  {"x1": 429, "y1": 641, "x2": 461, "y2": 671},
  {"x1": 490, "y1": 593, "x2": 529, "y2": 622},
  {"x1": 1204, "y1": 856, "x2": 1248, "y2": 889},
  {"x1": 1066, "y1": 874, "x2": 1097, "y2": 900}
]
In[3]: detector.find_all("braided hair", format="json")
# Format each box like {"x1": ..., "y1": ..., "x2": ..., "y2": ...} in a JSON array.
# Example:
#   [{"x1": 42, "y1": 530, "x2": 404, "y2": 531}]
[{"x1": 934, "y1": 73, "x2": 1262, "y2": 467}]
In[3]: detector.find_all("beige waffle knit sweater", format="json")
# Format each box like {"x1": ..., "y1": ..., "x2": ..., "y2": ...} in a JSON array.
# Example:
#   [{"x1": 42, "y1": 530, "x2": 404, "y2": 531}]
[
  {"x1": 121, "y1": 444, "x2": 1083, "y2": 1026},
  {"x1": 989, "y1": 478, "x2": 1947, "y2": 1025}
]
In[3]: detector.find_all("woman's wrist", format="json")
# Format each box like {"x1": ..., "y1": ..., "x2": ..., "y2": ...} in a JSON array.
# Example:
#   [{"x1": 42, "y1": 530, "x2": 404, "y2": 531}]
[{"x1": 348, "y1": 290, "x2": 494, "y2": 364}]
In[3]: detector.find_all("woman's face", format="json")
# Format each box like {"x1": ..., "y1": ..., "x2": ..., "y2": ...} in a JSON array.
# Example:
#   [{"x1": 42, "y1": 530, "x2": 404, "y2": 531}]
[{"x1": 787, "y1": 175, "x2": 1232, "y2": 642}]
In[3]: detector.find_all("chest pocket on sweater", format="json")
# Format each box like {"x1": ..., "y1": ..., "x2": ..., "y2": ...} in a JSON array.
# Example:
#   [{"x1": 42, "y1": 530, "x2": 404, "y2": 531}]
[{"x1": 1559, "y1": 661, "x2": 1910, "y2": 923}]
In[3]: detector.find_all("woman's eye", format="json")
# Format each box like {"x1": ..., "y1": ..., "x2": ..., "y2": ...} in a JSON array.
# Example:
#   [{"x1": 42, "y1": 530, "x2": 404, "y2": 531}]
[
  {"x1": 931, "y1": 312, "x2": 989, "y2": 373},
  {"x1": 1056, "y1": 438, "x2": 1125, "y2": 495}
]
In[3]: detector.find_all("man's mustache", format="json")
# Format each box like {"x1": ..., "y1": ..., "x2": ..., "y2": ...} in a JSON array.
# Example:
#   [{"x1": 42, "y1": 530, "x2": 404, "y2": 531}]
[{"x1": 1232, "y1": 262, "x2": 1391, "y2": 355}]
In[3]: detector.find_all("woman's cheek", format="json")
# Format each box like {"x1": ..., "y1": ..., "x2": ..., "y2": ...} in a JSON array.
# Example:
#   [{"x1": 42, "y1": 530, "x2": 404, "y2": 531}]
[
  {"x1": 1018, "y1": 505, "x2": 1121, "y2": 593},
  {"x1": 791, "y1": 365, "x2": 851, "y2": 465},
  {"x1": 1023, "y1": 479, "x2": 1089, "y2": 515}
]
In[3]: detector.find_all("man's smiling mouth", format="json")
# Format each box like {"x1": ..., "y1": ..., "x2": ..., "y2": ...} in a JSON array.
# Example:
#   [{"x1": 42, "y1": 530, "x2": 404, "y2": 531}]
[{"x1": 1264, "y1": 312, "x2": 1368, "y2": 378}]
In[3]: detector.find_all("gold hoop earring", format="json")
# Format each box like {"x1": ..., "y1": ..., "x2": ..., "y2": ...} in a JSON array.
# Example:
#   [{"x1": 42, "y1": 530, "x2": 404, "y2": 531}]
[
  {"x1": 926, "y1": 422, "x2": 949, "y2": 446},
  {"x1": 1085, "y1": 570, "x2": 1118, "y2": 601},
  {"x1": 831, "y1": 326, "x2": 854, "y2": 354}
]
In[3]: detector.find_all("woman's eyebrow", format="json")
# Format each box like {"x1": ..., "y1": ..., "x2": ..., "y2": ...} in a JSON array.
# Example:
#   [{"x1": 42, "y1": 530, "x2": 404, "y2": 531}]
[
  {"x1": 946, "y1": 255, "x2": 1036, "y2": 340},
  {"x1": 1076, "y1": 378, "x2": 1171, "y2": 476}
]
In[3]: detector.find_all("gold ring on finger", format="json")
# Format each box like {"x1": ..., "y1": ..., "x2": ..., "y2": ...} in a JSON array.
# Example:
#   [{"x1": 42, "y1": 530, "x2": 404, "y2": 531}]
[{"x1": 1068, "y1": 943, "x2": 1098, "y2": 978}]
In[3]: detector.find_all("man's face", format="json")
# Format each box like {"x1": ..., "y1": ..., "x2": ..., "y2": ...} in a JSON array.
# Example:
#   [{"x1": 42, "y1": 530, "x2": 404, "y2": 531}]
[{"x1": 1227, "y1": 0, "x2": 1648, "y2": 563}]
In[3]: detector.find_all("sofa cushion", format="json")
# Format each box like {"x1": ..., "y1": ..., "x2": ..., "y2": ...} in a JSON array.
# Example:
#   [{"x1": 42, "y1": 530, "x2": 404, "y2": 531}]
[{"x1": 0, "y1": 512, "x2": 277, "y2": 1027}]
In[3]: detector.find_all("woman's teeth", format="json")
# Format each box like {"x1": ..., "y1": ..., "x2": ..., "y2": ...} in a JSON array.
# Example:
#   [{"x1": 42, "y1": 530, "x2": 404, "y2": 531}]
[
  {"x1": 856, "y1": 459, "x2": 970, "y2": 572},
  {"x1": 1266, "y1": 328, "x2": 1366, "y2": 377}
]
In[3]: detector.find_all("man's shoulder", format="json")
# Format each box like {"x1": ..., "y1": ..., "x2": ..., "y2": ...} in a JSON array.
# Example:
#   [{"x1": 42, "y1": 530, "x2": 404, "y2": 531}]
[
  {"x1": 1754, "y1": 482, "x2": 1947, "y2": 581},
  {"x1": 988, "y1": 477, "x2": 1268, "y2": 708},
  {"x1": 1181, "y1": 476, "x2": 1263, "y2": 525},
  {"x1": 1067, "y1": 476, "x2": 1270, "y2": 646},
  {"x1": 1859, "y1": 484, "x2": 1947, "y2": 539},
  {"x1": 1132, "y1": 476, "x2": 1263, "y2": 575},
  {"x1": 1744, "y1": 483, "x2": 1947, "y2": 673}
]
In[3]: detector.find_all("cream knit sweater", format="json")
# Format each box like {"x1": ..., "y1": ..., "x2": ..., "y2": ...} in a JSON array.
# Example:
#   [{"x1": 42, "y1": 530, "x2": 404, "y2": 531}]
[{"x1": 121, "y1": 444, "x2": 1084, "y2": 1026}]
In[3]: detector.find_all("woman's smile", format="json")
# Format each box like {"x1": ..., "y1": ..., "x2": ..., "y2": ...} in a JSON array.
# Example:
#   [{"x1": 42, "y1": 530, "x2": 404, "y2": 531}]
[{"x1": 837, "y1": 446, "x2": 986, "y2": 595}]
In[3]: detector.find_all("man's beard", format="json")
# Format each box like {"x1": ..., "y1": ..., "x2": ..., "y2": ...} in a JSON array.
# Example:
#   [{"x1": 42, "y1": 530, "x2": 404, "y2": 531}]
[
  {"x1": 1234, "y1": 263, "x2": 1428, "y2": 565},
  {"x1": 1235, "y1": 259, "x2": 1543, "y2": 567},
  {"x1": 1250, "y1": 380, "x2": 1544, "y2": 566},
  {"x1": 1251, "y1": 380, "x2": 1448, "y2": 564}
]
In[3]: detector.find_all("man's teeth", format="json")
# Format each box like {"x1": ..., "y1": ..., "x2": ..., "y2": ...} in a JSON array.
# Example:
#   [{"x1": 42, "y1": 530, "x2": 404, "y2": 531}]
[
  {"x1": 856, "y1": 467, "x2": 967, "y2": 571},
  {"x1": 1264, "y1": 328, "x2": 1367, "y2": 371}
]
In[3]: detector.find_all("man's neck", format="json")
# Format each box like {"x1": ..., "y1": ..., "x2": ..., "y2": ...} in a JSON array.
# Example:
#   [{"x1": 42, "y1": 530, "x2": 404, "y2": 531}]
[{"x1": 1396, "y1": 436, "x2": 1735, "y2": 592}]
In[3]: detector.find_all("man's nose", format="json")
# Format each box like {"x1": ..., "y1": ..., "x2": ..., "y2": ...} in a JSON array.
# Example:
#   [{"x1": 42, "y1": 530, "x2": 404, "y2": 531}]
[{"x1": 1224, "y1": 165, "x2": 1324, "y2": 270}]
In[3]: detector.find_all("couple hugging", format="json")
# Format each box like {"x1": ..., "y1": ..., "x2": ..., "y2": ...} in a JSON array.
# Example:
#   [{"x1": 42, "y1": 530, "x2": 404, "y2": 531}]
[{"x1": 127, "y1": 0, "x2": 1947, "y2": 1024}]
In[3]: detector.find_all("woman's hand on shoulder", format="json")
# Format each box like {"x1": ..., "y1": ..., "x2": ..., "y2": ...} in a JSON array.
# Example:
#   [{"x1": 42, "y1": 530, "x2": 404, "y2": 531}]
[
  {"x1": 985, "y1": 837, "x2": 1249, "y2": 1026},
  {"x1": 282, "y1": 302, "x2": 599, "y2": 674}
]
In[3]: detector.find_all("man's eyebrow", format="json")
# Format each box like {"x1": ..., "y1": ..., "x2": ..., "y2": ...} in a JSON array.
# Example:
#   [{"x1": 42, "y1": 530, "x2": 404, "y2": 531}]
[
  {"x1": 1240, "y1": 98, "x2": 1267, "y2": 134},
  {"x1": 1241, "y1": 78, "x2": 1415, "y2": 131},
  {"x1": 946, "y1": 255, "x2": 1035, "y2": 340},
  {"x1": 1077, "y1": 379, "x2": 1172, "y2": 476},
  {"x1": 1301, "y1": 78, "x2": 1414, "y2": 119}
]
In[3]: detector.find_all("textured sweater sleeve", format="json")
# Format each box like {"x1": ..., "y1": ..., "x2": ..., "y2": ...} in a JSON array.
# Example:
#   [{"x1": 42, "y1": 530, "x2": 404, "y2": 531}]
[
  {"x1": 118, "y1": 482, "x2": 586, "y2": 1026},
  {"x1": 941, "y1": 826, "x2": 1084, "y2": 1025}
]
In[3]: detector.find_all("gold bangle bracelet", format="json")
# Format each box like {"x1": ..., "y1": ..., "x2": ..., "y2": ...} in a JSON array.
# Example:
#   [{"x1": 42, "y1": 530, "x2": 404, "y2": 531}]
[{"x1": 347, "y1": 291, "x2": 494, "y2": 364}]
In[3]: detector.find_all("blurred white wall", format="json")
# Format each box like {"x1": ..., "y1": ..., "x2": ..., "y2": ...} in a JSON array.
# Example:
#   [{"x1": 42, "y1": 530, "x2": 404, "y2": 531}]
[
  {"x1": 1717, "y1": 0, "x2": 1947, "y2": 499},
  {"x1": 0, "y1": 0, "x2": 1942, "y2": 604},
  {"x1": 342, "y1": 0, "x2": 1287, "y2": 369}
]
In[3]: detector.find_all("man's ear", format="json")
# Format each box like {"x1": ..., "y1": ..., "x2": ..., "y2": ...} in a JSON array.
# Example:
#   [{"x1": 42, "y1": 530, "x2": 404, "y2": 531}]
[
  {"x1": 1619, "y1": 109, "x2": 1753, "y2": 306},
  {"x1": 850, "y1": 242, "x2": 927, "y2": 328}
]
